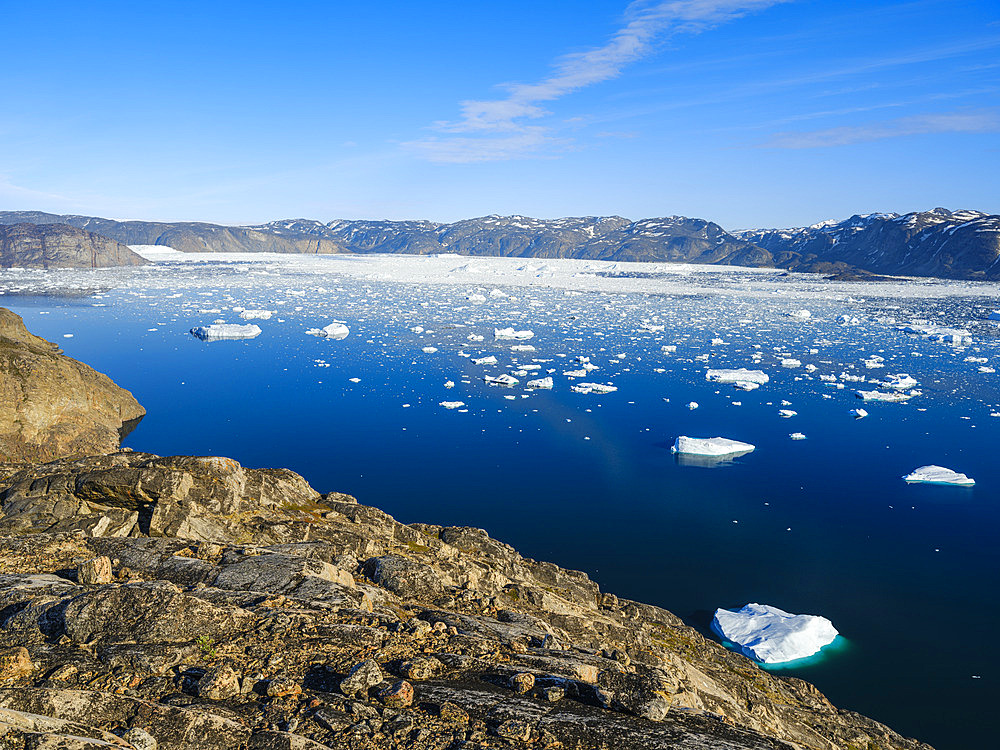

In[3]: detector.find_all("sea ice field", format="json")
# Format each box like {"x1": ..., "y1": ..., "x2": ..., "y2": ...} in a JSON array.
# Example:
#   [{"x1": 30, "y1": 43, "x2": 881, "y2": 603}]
[{"x1": 2, "y1": 250, "x2": 998, "y2": 749}]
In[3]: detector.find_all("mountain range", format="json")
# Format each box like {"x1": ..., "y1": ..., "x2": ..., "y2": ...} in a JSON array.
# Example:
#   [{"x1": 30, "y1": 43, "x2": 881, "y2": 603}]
[{"x1": 0, "y1": 207, "x2": 997, "y2": 280}]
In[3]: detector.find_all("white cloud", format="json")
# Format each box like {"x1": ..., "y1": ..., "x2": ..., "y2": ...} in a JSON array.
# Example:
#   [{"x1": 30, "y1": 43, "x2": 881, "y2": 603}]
[
  {"x1": 406, "y1": 0, "x2": 788, "y2": 162},
  {"x1": 760, "y1": 108, "x2": 1000, "y2": 148}
]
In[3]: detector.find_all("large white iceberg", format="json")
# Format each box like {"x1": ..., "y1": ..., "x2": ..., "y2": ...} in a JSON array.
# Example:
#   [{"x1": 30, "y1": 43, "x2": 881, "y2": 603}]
[
  {"x1": 855, "y1": 390, "x2": 912, "y2": 403},
  {"x1": 306, "y1": 322, "x2": 350, "y2": 340},
  {"x1": 712, "y1": 603, "x2": 839, "y2": 664},
  {"x1": 705, "y1": 368, "x2": 769, "y2": 385},
  {"x1": 671, "y1": 436, "x2": 755, "y2": 457},
  {"x1": 902, "y1": 465, "x2": 975, "y2": 487},
  {"x1": 190, "y1": 324, "x2": 262, "y2": 341},
  {"x1": 571, "y1": 382, "x2": 617, "y2": 394},
  {"x1": 484, "y1": 374, "x2": 519, "y2": 386},
  {"x1": 494, "y1": 327, "x2": 534, "y2": 341},
  {"x1": 526, "y1": 376, "x2": 553, "y2": 389}
]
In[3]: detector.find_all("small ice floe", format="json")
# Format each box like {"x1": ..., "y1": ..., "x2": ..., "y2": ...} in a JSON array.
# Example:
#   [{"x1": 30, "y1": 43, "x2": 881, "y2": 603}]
[
  {"x1": 781, "y1": 358, "x2": 802, "y2": 368},
  {"x1": 444, "y1": 380, "x2": 455, "y2": 389},
  {"x1": 639, "y1": 322, "x2": 665, "y2": 332},
  {"x1": 473, "y1": 355, "x2": 498, "y2": 365},
  {"x1": 63, "y1": 333, "x2": 74, "y2": 338},
  {"x1": 239, "y1": 309, "x2": 274, "y2": 320},
  {"x1": 863, "y1": 355, "x2": 885, "y2": 369},
  {"x1": 856, "y1": 390, "x2": 913, "y2": 403},
  {"x1": 902, "y1": 465, "x2": 975, "y2": 487},
  {"x1": 850, "y1": 408, "x2": 869, "y2": 419},
  {"x1": 712, "y1": 603, "x2": 838, "y2": 664},
  {"x1": 687, "y1": 401, "x2": 699, "y2": 410},
  {"x1": 422, "y1": 346, "x2": 438, "y2": 354},
  {"x1": 411, "y1": 326, "x2": 425, "y2": 333},
  {"x1": 837, "y1": 314, "x2": 860, "y2": 325},
  {"x1": 306, "y1": 322, "x2": 350, "y2": 340},
  {"x1": 789, "y1": 432, "x2": 806, "y2": 440},
  {"x1": 467, "y1": 293, "x2": 487, "y2": 303},
  {"x1": 706, "y1": 368, "x2": 769, "y2": 385},
  {"x1": 489, "y1": 288, "x2": 508, "y2": 298},
  {"x1": 511, "y1": 344, "x2": 536, "y2": 352},
  {"x1": 348, "y1": 377, "x2": 361, "y2": 383},
  {"x1": 484, "y1": 374, "x2": 519, "y2": 386},
  {"x1": 190, "y1": 324, "x2": 262, "y2": 341},
  {"x1": 788, "y1": 309, "x2": 811, "y2": 320},
  {"x1": 563, "y1": 369, "x2": 588, "y2": 378},
  {"x1": 439, "y1": 401, "x2": 466, "y2": 410},
  {"x1": 467, "y1": 334, "x2": 485, "y2": 342},
  {"x1": 527, "y1": 377, "x2": 553, "y2": 389},
  {"x1": 661, "y1": 345, "x2": 677, "y2": 353},
  {"x1": 571, "y1": 382, "x2": 617, "y2": 394},
  {"x1": 671, "y1": 436, "x2": 755, "y2": 457},
  {"x1": 494, "y1": 327, "x2": 534, "y2": 340},
  {"x1": 778, "y1": 409, "x2": 797, "y2": 418}
]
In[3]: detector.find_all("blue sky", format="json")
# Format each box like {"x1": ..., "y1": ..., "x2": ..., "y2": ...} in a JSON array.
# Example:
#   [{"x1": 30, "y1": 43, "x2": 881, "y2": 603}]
[{"x1": 1, "y1": 0, "x2": 997, "y2": 228}]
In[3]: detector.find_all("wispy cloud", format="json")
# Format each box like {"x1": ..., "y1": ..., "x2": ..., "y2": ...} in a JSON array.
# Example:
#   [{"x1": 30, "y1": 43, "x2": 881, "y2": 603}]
[
  {"x1": 405, "y1": 0, "x2": 787, "y2": 162},
  {"x1": 759, "y1": 107, "x2": 1000, "y2": 148}
]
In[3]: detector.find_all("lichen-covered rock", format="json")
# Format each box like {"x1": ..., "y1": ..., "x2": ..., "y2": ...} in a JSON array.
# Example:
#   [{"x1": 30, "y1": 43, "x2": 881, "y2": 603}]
[
  {"x1": 0, "y1": 307, "x2": 144, "y2": 463},
  {"x1": 339, "y1": 659, "x2": 382, "y2": 698},
  {"x1": 77, "y1": 556, "x2": 113, "y2": 585}
]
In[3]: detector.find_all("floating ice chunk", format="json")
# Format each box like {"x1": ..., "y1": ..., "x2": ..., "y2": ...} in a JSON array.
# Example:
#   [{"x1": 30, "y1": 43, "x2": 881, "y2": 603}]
[
  {"x1": 850, "y1": 408, "x2": 868, "y2": 418},
  {"x1": 410, "y1": 326, "x2": 424, "y2": 333},
  {"x1": 239, "y1": 309, "x2": 274, "y2": 320},
  {"x1": 495, "y1": 327, "x2": 534, "y2": 340},
  {"x1": 733, "y1": 381, "x2": 760, "y2": 391},
  {"x1": 837, "y1": 315, "x2": 860, "y2": 325},
  {"x1": 489, "y1": 288, "x2": 508, "y2": 298},
  {"x1": 661, "y1": 345, "x2": 677, "y2": 353},
  {"x1": 778, "y1": 409, "x2": 797, "y2": 418},
  {"x1": 467, "y1": 293, "x2": 487, "y2": 303},
  {"x1": 882, "y1": 373, "x2": 918, "y2": 390},
  {"x1": 687, "y1": 401, "x2": 699, "y2": 410},
  {"x1": 510, "y1": 344, "x2": 536, "y2": 352},
  {"x1": 484, "y1": 374, "x2": 519, "y2": 386},
  {"x1": 190, "y1": 324, "x2": 262, "y2": 341},
  {"x1": 467, "y1": 334, "x2": 485, "y2": 342},
  {"x1": 712, "y1": 603, "x2": 838, "y2": 664},
  {"x1": 706, "y1": 368, "x2": 769, "y2": 385},
  {"x1": 563, "y1": 369, "x2": 588, "y2": 378},
  {"x1": 903, "y1": 465, "x2": 975, "y2": 486},
  {"x1": 789, "y1": 433, "x2": 806, "y2": 440},
  {"x1": 571, "y1": 382, "x2": 617, "y2": 394},
  {"x1": 348, "y1": 377, "x2": 360, "y2": 383},
  {"x1": 306, "y1": 322, "x2": 350, "y2": 340},
  {"x1": 980, "y1": 366, "x2": 996, "y2": 373},
  {"x1": 444, "y1": 380, "x2": 455, "y2": 389},
  {"x1": 473, "y1": 356, "x2": 498, "y2": 366},
  {"x1": 788, "y1": 310, "x2": 811, "y2": 319},
  {"x1": 439, "y1": 401, "x2": 466, "y2": 410},
  {"x1": 422, "y1": 346, "x2": 438, "y2": 353},
  {"x1": 781, "y1": 358, "x2": 801, "y2": 368},
  {"x1": 639, "y1": 322, "x2": 665, "y2": 332},
  {"x1": 856, "y1": 390, "x2": 913, "y2": 402},
  {"x1": 527, "y1": 376, "x2": 553, "y2": 389},
  {"x1": 671, "y1": 436, "x2": 755, "y2": 457}
]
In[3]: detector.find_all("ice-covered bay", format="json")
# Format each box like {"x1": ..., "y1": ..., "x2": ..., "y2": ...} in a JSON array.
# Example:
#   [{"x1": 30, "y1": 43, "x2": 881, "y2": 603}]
[{"x1": 1, "y1": 251, "x2": 998, "y2": 748}]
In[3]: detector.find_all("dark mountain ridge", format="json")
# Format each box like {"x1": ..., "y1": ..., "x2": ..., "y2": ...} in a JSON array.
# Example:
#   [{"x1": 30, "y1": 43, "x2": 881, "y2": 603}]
[{"x1": 1, "y1": 207, "x2": 998, "y2": 280}]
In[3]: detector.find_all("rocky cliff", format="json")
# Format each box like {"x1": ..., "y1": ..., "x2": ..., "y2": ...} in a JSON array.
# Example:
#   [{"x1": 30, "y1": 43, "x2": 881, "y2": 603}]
[
  {"x1": 0, "y1": 223, "x2": 148, "y2": 268},
  {"x1": 0, "y1": 307, "x2": 145, "y2": 462},
  {"x1": 0, "y1": 212, "x2": 344, "y2": 256},
  {"x1": 0, "y1": 449, "x2": 931, "y2": 750}
]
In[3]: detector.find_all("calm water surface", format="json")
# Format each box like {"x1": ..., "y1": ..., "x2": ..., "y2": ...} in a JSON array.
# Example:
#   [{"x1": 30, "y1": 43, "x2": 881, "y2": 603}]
[{"x1": 4, "y1": 256, "x2": 998, "y2": 749}]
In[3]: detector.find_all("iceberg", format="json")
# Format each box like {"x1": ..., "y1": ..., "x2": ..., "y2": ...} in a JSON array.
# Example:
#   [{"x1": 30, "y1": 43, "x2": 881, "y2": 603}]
[
  {"x1": 238, "y1": 309, "x2": 274, "y2": 320},
  {"x1": 526, "y1": 376, "x2": 553, "y2": 389},
  {"x1": 671, "y1": 436, "x2": 755, "y2": 457},
  {"x1": 849, "y1": 408, "x2": 869, "y2": 418},
  {"x1": 472, "y1": 355, "x2": 498, "y2": 365},
  {"x1": 190, "y1": 324, "x2": 262, "y2": 341},
  {"x1": 778, "y1": 409, "x2": 797, "y2": 418},
  {"x1": 484, "y1": 374, "x2": 519, "y2": 386},
  {"x1": 855, "y1": 390, "x2": 913, "y2": 403},
  {"x1": 571, "y1": 382, "x2": 617, "y2": 394},
  {"x1": 705, "y1": 368, "x2": 769, "y2": 385},
  {"x1": 712, "y1": 603, "x2": 839, "y2": 664},
  {"x1": 306, "y1": 322, "x2": 350, "y2": 340},
  {"x1": 439, "y1": 401, "x2": 466, "y2": 410},
  {"x1": 494, "y1": 327, "x2": 534, "y2": 341},
  {"x1": 902, "y1": 465, "x2": 975, "y2": 487},
  {"x1": 882, "y1": 373, "x2": 918, "y2": 390}
]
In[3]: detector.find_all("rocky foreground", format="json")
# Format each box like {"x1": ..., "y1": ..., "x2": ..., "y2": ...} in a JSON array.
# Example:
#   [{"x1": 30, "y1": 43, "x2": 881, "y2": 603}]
[{"x1": 0, "y1": 451, "x2": 930, "y2": 750}]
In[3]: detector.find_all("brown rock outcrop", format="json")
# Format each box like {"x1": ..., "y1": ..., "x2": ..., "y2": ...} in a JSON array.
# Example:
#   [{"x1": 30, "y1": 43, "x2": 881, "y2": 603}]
[
  {"x1": 0, "y1": 307, "x2": 145, "y2": 462},
  {"x1": 0, "y1": 223, "x2": 147, "y2": 268}
]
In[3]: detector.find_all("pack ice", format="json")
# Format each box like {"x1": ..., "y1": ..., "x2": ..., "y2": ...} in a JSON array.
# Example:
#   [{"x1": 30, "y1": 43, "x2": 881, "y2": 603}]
[
  {"x1": 902, "y1": 465, "x2": 975, "y2": 486},
  {"x1": 712, "y1": 603, "x2": 839, "y2": 664},
  {"x1": 190, "y1": 324, "x2": 262, "y2": 341},
  {"x1": 671, "y1": 437, "x2": 755, "y2": 457}
]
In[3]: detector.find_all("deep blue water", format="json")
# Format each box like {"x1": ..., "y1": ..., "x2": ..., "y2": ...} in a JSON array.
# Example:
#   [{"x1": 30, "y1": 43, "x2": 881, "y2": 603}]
[{"x1": 4, "y1": 259, "x2": 999, "y2": 749}]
